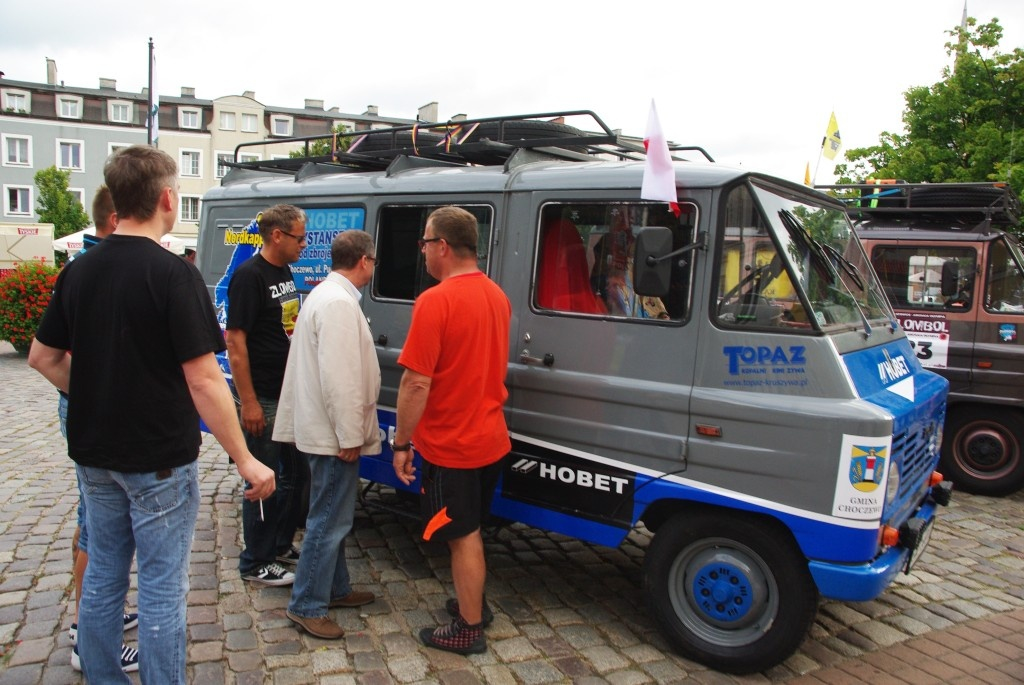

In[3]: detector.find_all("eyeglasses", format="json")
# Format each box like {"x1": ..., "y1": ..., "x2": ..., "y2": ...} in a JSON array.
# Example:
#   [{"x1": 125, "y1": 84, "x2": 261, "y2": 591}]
[
  {"x1": 278, "y1": 230, "x2": 307, "y2": 244},
  {"x1": 417, "y1": 236, "x2": 443, "y2": 249},
  {"x1": 365, "y1": 255, "x2": 377, "y2": 265}
]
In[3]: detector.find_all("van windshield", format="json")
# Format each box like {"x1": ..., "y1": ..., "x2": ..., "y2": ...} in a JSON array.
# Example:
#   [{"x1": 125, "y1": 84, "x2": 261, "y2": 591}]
[{"x1": 716, "y1": 181, "x2": 892, "y2": 332}]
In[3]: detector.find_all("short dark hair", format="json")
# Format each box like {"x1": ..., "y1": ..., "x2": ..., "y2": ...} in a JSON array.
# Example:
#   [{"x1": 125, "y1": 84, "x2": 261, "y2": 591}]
[
  {"x1": 331, "y1": 230, "x2": 375, "y2": 270},
  {"x1": 103, "y1": 146, "x2": 177, "y2": 221},
  {"x1": 257, "y1": 204, "x2": 305, "y2": 241},
  {"x1": 91, "y1": 184, "x2": 116, "y2": 231},
  {"x1": 427, "y1": 206, "x2": 478, "y2": 257}
]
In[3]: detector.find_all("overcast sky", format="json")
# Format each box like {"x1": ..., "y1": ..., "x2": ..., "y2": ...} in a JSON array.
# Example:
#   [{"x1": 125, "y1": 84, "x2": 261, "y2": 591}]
[{"x1": 2, "y1": 0, "x2": 1020, "y2": 185}]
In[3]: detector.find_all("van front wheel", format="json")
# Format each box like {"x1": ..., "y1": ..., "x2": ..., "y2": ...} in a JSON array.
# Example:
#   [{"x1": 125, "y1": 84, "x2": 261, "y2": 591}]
[{"x1": 642, "y1": 512, "x2": 817, "y2": 674}]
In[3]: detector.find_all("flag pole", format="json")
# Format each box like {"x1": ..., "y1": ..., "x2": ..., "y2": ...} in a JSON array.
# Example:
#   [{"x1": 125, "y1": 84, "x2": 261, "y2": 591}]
[
  {"x1": 812, "y1": 142, "x2": 824, "y2": 187},
  {"x1": 147, "y1": 38, "x2": 154, "y2": 146}
]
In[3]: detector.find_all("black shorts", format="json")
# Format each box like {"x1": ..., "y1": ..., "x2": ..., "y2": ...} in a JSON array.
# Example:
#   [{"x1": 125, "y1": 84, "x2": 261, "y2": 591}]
[{"x1": 419, "y1": 456, "x2": 505, "y2": 543}]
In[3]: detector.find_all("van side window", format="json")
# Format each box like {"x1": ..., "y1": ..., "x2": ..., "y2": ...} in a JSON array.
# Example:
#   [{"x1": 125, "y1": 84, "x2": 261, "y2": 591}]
[
  {"x1": 374, "y1": 204, "x2": 493, "y2": 301},
  {"x1": 871, "y1": 246, "x2": 977, "y2": 310},
  {"x1": 534, "y1": 202, "x2": 696, "y2": 321},
  {"x1": 984, "y1": 240, "x2": 1024, "y2": 314}
]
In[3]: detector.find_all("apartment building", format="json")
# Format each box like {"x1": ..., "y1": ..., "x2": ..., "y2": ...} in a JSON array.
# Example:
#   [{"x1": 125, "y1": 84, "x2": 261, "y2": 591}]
[{"x1": 1, "y1": 61, "x2": 424, "y2": 243}]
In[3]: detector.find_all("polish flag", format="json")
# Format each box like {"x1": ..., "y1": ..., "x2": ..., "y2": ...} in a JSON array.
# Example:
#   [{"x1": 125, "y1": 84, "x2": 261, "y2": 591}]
[{"x1": 641, "y1": 100, "x2": 680, "y2": 217}]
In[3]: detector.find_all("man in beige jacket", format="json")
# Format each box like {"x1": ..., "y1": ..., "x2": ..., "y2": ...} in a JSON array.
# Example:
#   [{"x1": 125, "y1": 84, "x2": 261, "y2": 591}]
[{"x1": 274, "y1": 230, "x2": 381, "y2": 639}]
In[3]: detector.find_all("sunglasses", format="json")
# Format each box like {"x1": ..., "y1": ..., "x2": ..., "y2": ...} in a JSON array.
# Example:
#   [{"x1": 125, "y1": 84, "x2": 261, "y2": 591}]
[{"x1": 417, "y1": 236, "x2": 443, "y2": 248}]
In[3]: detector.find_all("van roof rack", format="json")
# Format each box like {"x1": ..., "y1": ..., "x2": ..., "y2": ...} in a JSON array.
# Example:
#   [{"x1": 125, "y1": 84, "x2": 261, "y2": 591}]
[
  {"x1": 224, "y1": 110, "x2": 716, "y2": 177},
  {"x1": 816, "y1": 181, "x2": 1022, "y2": 229}
]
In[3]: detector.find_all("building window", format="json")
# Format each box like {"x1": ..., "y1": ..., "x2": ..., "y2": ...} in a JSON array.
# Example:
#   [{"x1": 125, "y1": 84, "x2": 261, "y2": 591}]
[
  {"x1": 68, "y1": 187, "x2": 85, "y2": 208},
  {"x1": 241, "y1": 113, "x2": 258, "y2": 133},
  {"x1": 179, "y1": 150, "x2": 202, "y2": 177},
  {"x1": 215, "y1": 152, "x2": 233, "y2": 178},
  {"x1": 56, "y1": 139, "x2": 84, "y2": 171},
  {"x1": 239, "y1": 153, "x2": 261, "y2": 164},
  {"x1": 58, "y1": 97, "x2": 82, "y2": 119},
  {"x1": 270, "y1": 116, "x2": 293, "y2": 137},
  {"x1": 180, "y1": 195, "x2": 201, "y2": 223},
  {"x1": 4, "y1": 186, "x2": 32, "y2": 216},
  {"x1": 109, "y1": 101, "x2": 132, "y2": 123},
  {"x1": 180, "y1": 108, "x2": 201, "y2": 129},
  {"x1": 2, "y1": 89, "x2": 30, "y2": 113},
  {"x1": 2, "y1": 135, "x2": 31, "y2": 167},
  {"x1": 219, "y1": 111, "x2": 236, "y2": 130},
  {"x1": 108, "y1": 142, "x2": 131, "y2": 156}
]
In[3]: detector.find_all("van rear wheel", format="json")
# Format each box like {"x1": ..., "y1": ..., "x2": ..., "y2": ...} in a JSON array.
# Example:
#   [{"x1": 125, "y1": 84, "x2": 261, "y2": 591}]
[
  {"x1": 942, "y1": 406, "x2": 1024, "y2": 496},
  {"x1": 642, "y1": 512, "x2": 816, "y2": 674}
]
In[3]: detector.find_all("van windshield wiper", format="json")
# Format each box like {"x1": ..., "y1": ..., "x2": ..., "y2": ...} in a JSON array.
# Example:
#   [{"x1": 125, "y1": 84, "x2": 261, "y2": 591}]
[
  {"x1": 778, "y1": 210, "x2": 834, "y2": 284},
  {"x1": 820, "y1": 242, "x2": 865, "y2": 291}
]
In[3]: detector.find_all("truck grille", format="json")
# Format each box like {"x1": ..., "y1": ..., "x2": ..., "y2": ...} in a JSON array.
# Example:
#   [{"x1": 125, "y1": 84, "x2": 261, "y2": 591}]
[{"x1": 889, "y1": 423, "x2": 935, "y2": 520}]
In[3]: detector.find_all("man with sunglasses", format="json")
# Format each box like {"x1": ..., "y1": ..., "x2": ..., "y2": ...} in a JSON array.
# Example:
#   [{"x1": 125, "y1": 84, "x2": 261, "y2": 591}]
[
  {"x1": 226, "y1": 204, "x2": 310, "y2": 586},
  {"x1": 393, "y1": 206, "x2": 511, "y2": 654}
]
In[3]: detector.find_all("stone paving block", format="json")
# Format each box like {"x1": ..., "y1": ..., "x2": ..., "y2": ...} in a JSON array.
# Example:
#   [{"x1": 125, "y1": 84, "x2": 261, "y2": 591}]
[
  {"x1": 272, "y1": 666, "x2": 319, "y2": 684},
  {"x1": 192, "y1": 661, "x2": 225, "y2": 682},
  {"x1": 509, "y1": 658, "x2": 566, "y2": 684},
  {"x1": 311, "y1": 648, "x2": 351, "y2": 675},
  {"x1": 581, "y1": 644, "x2": 631, "y2": 674},
  {"x1": 851, "y1": 619, "x2": 912, "y2": 647},
  {"x1": 385, "y1": 653, "x2": 431, "y2": 682},
  {"x1": 491, "y1": 635, "x2": 542, "y2": 662},
  {"x1": 6, "y1": 636, "x2": 53, "y2": 666},
  {"x1": 225, "y1": 628, "x2": 258, "y2": 650},
  {"x1": 188, "y1": 638, "x2": 224, "y2": 662},
  {"x1": 555, "y1": 623, "x2": 605, "y2": 650},
  {"x1": 227, "y1": 649, "x2": 264, "y2": 672}
]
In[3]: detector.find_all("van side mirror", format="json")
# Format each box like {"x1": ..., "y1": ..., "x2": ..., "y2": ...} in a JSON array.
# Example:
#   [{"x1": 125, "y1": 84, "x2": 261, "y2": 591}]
[
  {"x1": 633, "y1": 226, "x2": 673, "y2": 296},
  {"x1": 940, "y1": 260, "x2": 959, "y2": 297}
]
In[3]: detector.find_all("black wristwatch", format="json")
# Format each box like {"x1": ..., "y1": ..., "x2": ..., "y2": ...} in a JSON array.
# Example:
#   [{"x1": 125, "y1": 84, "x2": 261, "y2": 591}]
[{"x1": 390, "y1": 439, "x2": 412, "y2": 452}]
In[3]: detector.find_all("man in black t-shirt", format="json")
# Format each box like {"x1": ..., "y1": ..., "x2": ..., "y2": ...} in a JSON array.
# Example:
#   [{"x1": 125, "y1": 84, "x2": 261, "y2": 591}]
[
  {"x1": 227, "y1": 204, "x2": 309, "y2": 586},
  {"x1": 29, "y1": 145, "x2": 275, "y2": 683}
]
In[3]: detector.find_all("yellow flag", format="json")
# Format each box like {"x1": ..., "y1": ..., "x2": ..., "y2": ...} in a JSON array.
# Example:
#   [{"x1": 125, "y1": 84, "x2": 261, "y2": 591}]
[
  {"x1": 822, "y1": 112, "x2": 841, "y2": 160},
  {"x1": 804, "y1": 162, "x2": 811, "y2": 186}
]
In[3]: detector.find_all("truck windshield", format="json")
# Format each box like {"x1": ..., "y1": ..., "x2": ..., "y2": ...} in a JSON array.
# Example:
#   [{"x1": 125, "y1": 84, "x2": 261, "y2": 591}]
[{"x1": 716, "y1": 181, "x2": 892, "y2": 332}]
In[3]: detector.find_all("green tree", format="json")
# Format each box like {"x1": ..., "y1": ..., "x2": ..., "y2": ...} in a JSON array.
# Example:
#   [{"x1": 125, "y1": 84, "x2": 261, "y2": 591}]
[
  {"x1": 288, "y1": 124, "x2": 352, "y2": 158},
  {"x1": 34, "y1": 166, "x2": 90, "y2": 240},
  {"x1": 836, "y1": 17, "x2": 1024, "y2": 205}
]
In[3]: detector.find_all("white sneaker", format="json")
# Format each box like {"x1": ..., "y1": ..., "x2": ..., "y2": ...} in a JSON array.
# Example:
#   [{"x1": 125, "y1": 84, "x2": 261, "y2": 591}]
[
  {"x1": 242, "y1": 562, "x2": 295, "y2": 586},
  {"x1": 71, "y1": 643, "x2": 139, "y2": 672}
]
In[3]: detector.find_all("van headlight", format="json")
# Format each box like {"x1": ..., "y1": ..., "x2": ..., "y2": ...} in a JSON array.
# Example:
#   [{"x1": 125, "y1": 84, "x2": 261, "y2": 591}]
[{"x1": 885, "y1": 462, "x2": 900, "y2": 508}]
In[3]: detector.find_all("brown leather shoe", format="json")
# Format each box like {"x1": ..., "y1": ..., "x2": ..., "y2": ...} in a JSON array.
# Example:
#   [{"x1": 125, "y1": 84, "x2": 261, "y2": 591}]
[
  {"x1": 329, "y1": 590, "x2": 375, "y2": 608},
  {"x1": 286, "y1": 610, "x2": 344, "y2": 639}
]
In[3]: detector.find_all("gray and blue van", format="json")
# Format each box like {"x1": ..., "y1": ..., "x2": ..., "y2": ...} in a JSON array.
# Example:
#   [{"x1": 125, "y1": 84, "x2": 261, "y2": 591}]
[{"x1": 196, "y1": 111, "x2": 951, "y2": 674}]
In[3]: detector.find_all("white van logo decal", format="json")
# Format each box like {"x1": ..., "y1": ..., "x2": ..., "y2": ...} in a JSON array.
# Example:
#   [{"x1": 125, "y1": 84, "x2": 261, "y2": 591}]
[
  {"x1": 511, "y1": 458, "x2": 538, "y2": 474},
  {"x1": 877, "y1": 351, "x2": 911, "y2": 383}
]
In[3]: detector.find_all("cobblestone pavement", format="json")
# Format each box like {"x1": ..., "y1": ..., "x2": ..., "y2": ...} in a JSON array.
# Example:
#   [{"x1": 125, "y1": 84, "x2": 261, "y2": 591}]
[{"x1": 1, "y1": 340, "x2": 1023, "y2": 684}]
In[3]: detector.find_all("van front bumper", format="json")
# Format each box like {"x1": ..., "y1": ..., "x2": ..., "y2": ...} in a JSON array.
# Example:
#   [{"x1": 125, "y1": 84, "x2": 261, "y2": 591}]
[{"x1": 807, "y1": 500, "x2": 938, "y2": 601}]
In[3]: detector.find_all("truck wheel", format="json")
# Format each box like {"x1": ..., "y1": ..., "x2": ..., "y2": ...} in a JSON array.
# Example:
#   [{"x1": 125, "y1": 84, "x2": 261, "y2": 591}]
[
  {"x1": 941, "y1": 406, "x2": 1024, "y2": 496},
  {"x1": 642, "y1": 511, "x2": 817, "y2": 674}
]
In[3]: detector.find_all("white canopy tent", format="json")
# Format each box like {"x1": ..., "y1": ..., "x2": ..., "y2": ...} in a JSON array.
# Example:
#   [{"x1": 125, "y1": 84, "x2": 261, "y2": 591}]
[{"x1": 53, "y1": 228, "x2": 187, "y2": 255}]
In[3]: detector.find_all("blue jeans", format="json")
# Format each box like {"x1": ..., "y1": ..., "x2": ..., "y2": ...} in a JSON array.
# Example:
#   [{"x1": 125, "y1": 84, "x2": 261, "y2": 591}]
[
  {"x1": 239, "y1": 396, "x2": 308, "y2": 575},
  {"x1": 76, "y1": 461, "x2": 199, "y2": 684},
  {"x1": 287, "y1": 451, "x2": 359, "y2": 617},
  {"x1": 59, "y1": 393, "x2": 89, "y2": 553}
]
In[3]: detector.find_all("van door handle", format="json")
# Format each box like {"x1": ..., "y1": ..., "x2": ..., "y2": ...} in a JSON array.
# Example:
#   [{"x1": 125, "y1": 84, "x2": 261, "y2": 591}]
[{"x1": 520, "y1": 350, "x2": 555, "y2": 367}]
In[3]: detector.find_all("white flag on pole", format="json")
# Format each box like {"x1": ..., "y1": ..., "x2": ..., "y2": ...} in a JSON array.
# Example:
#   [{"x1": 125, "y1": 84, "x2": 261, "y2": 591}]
[{"x1": 641, "y1": 100, "x2": 680, "y2": 217}]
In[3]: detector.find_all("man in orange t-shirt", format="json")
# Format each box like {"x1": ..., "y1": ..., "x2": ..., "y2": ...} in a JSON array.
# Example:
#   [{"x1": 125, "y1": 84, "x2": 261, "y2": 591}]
[{"x1": 393, "y1": 206, "x2": 511, "y2": 655}]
